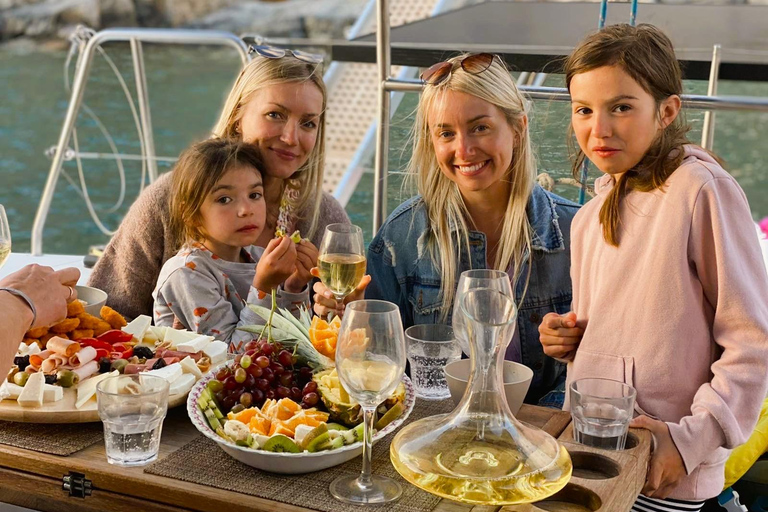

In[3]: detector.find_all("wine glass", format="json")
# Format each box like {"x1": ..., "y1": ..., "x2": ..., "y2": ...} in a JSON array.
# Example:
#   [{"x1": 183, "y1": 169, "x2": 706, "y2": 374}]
[
  {"x1": 330, "y1": 300, "x2": 406, "y2": 505},
  {"x1": 0, "y1": 205, "x2": 10, "y2": 269},
  {"x1": 452, "y1": 269, "x2": 514, "y2": 356},
  {"x1": 317, "y1": 223, "x2": 366, "y2": 309}
]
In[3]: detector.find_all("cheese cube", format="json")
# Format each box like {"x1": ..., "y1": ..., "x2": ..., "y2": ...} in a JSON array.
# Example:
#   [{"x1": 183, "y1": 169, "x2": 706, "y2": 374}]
[
  {"x1": 175, "y1": 335, "x2": 212, "y2": 353},
  {"x1": 144, "y1": 362, "x2": 183, "y2": 384},
  {"x1": 43, "y1": 384, "x2": 63, "y2": 403},
  {"x1": 179, "y1": 357, "x2": 203, "y2": 379},
  {"x1": 75, "y1": 370, "x2": 118, "y2": 409},
  {"x1": 203, "y1": 340, "x2": 228, "y2": 364},
  {"x1": 169, "y1": 373, "x2": 196, "y2": 395},
  {"x1": 163, "y1": 328, "x2": 198, "y2": 347},
  {"x1": 17, "y1": 372, "x2": 45, "y2": 408},
  {"x1": 150, "y1": 325, "x2": 167, "y2": 340},
  {"x1": 1, "y1": 382, "x2": 23, "y2": 399},
  {"x1": 122, "y1": 315, "x2": 152, "y2": 342}
]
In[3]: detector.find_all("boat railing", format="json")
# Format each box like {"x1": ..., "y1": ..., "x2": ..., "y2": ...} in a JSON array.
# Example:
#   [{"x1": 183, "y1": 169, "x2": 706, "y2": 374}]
[{"x1": 31, "y1": 28, "x2": 250, "y2": 256}]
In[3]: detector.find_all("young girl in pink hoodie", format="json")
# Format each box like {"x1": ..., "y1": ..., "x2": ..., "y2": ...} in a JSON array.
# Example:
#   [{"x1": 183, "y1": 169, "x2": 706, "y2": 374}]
[{"x1": 539, "y1": 24, "x2": 768, "y2": 510}]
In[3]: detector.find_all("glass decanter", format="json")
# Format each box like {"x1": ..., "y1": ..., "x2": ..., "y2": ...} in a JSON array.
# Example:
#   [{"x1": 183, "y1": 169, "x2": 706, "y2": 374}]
[{"x1": 390, "y1": 287, "x2": 572, "y2": 505}]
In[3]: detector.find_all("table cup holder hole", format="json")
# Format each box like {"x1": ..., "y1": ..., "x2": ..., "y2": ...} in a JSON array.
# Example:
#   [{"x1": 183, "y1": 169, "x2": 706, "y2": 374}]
[
  {"x1": 536, "y1": 483, "x2": 602, "y2": 511},
  {"x1": 623, "y1": 431, "x2": 639, "y2": 449},
  {"x1": 570, "y1": 451, "x2": 621, "y2": 480}
]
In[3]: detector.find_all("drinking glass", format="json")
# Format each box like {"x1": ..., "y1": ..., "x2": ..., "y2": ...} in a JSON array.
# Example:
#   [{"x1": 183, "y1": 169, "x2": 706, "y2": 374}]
[
  {"x1": 97, "y1": 374, "x2": 170, "y2": 466},
  {"x1": 330, "y1": 300, "x2": 407, "y2": 505},
  {"x1": 0, "y1": 205, "x2": 11, "y2": 269},
  {"x1": 405, "y1": 324, "x2": 460, "y2": 400},
  {"x1": 317, "y1": 223, "x2": 366, "y2": 308},
  {"x1": 570, "y1": 378, "x2": 636, "y2": 450},
  {"x1": 452, "y1": 269, "x2": 514, "y2": 356}
]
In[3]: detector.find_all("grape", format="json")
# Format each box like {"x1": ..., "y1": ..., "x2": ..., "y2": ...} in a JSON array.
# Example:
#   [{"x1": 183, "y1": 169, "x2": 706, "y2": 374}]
[
  {"x1": 278, "y1": 350, "x2": 294, "y2": 367},
  {"x1": 256, "y1": 379, "x2": 269, "y2": 391},
  {"x1": 224, "y1": 376, "x2": 238, "y2": 391},
  {"x1": 230, "y1": 404, "x2": 245, "y2": 415},
  {"x1": 240, "y1": 354, "x2": 252, "y2": 369},
  {"x1": 262, "y1": 368, "x2": 274, "y2": 382},
  {"x1": 261, "y1": 343, "x2": 274, "y2": 357},
  {"x1": 214, "y1": 391, "x2": 226, "y2": 404},
  {"x1": 207, "y1": 380, "x2": 224, "y2": 393},
  {"x1": 240, "y1": 392, "x2": 253, "y2": 408},
  {"x1": 291, "y1": 387, "x2": 302, "y2": 401},
  {"x1": 256, "y1": 356, "x2": 270, "y2": 369},
  {"x1": 243, "y1": 340, "x2": 260, "y2": 352},
  {"x1": 276, "y1": 386, "x2": 291, "y2": 398},
  {"x1": 279, "y1": 373, "x2": 294, "y2": 387},
  {"x1": 265, "y1": 389, "x2": 276, "y2": 400},
  {"x1": 270, "y1": 362, "x2": 284, "y2": 376},
  {"x1": 251, "y1": 389, "x2": 264, "y2": 404},
  {"x1": 302, "y1": 381, "x2": 318, "y2": 395},
  {"x1": 215, "y1": 368, "x2": 230, "y2": 381},
  {"x1": 299, "y1": 367, "x2": 313, "y2": 379},
  {"x1": 244, "y1": 349, "x2": 258, "y2": 358},
  {"x1": 244, "y1": 373, "x2": 256, "y2": 389},
  {"x1": 302, "y1": 392, "x2": 319, "y2": 407},
  {"x1": 246, "y1": 364, "x2": 263, "y2": 378},
  {"x1": 301, "y1": 402, "x2": 312, "y2": 409},
  {"x1": 234, "y1": 354, "x2": 243, "y2": 366},
  {"x1": 227, "y1": 388, "x2": 243, "y2": 400},
  {"x1": 234, "y1": 368, "x2": 247, "y2": 384},
  {"x1": 222, "y1": 395, "x2": 236, "y2": 411}
]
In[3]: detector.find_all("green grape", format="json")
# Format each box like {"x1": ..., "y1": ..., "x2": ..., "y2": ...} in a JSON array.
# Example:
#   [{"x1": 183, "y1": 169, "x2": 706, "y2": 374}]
[
  {"x1": 235, "y1": 367, "x2": 247, "y2": 384},
  {"x1": 240, "y1": 354, "x2": 252, "y2": 369},
  {"x1": 290, "y1": 230, "x2": 302, "y2": 243},
  {"x1": 207, "y1": 379, "x2": 224, "y2": 393}
]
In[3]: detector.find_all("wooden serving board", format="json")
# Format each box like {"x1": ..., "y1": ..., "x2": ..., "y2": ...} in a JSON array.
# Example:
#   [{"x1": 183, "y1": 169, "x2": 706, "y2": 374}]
[{"x1": 0, "y1": 389, "x2": 189, "y2": 423}]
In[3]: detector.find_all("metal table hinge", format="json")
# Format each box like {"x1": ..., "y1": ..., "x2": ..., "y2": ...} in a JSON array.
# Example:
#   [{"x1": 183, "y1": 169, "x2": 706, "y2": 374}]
[{"x1": 62, "y1": 471, "x2": 92, "y2": 498}]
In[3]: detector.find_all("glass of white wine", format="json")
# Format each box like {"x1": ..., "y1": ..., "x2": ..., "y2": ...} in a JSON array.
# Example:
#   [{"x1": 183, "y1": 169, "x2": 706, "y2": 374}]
[
  {"x1": 0, "y1": 205, "x2": 10, "y2": 269},
  {"x1": 330, "y1": 300, "x2": 407, "y2": 505},
  {"x1": 317, "y1": 223, "x2": 366, "y2": 307}
]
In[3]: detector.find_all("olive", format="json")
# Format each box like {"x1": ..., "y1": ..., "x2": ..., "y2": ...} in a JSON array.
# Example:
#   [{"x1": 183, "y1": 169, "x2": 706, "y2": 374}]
[
  {"x1": 152, "y1": 358, "x2": 167, "y2": 370},
  {"x1": 55, "y1": 370, "x2": 79, "y2": 388},
  {"x1": 98, "y1": 357, "x2": 111, "y2": 374},
  {"x1": 133, "y1": 346, "x2": 154, "y2": 359},
  {"x1": 13, "y1": 371, "x2": 29, "y2": 387},
  {"x1": 44, "y1": 374, "x2": 57, "y2": 385},
  {"x1": 110, "y1": 359, "x2": 129, "y2": 374}
]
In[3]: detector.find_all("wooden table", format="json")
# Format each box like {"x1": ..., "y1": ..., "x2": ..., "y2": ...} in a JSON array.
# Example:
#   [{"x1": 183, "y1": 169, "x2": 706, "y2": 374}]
[{"x1": 0, "y1": 404, "x2": 644, "y2": 512}]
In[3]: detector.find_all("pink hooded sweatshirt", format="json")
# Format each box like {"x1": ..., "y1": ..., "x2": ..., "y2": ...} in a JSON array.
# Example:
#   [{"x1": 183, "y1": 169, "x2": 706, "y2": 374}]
[{"x1": 566, "y1": 145, "x2": 768, "y2": 500}]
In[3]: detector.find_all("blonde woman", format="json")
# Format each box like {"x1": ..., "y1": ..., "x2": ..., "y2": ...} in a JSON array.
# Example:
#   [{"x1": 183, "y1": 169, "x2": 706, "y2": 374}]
[
  {"x1": 315, "y1": 53, "x2": 579, "y2": 404},
  {"x1": 89, "y1": 51, "x2": 349, "y2": 319}
]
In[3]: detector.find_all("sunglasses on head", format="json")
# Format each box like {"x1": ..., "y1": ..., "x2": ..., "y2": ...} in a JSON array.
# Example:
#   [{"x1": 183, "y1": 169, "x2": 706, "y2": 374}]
[
  {"x1": 248, "y1": 45, "x2": 323, "y2": 65},
  {"x1": 420, "y1": 53, "x2": 499, "y2": 86}
]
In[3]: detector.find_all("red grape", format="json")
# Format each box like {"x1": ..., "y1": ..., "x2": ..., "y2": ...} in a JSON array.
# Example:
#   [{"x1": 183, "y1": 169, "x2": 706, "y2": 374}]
[
  {"x1": 246, "y1": 364, "x2": 263, "y2": 378},
  {"x1": 234, "y1": 354, "x2": 243, "y2": 366},
  {"x1": 270, "y1": 362, "x2": 284, "y2": 376},
  {"x1": 302, "y1": 392, "x2": 319, "y2": 407},
  {"x1": 279, "y1": 373, "x2": 294, "y2": 387},
  {"x1": 261, "y1": 343, "x2": 274, "y2": 357},
  {"x1": 299, "y1": 367, "x2": 313, "y2": 379},
  {"x1": 265, "y1": 389, "x2": 276, "y2": 400},
  {"x1": 215, "y1": 368, "x2": 230, "y2": 381},
  {"x1": 256, "y1": 356, "x2": 270, "y2": 369},
  {"x1": 302, "y1": 381, "x2": 318, "y2": 394},
  {"x1": 222, "y1": 395, "x2": 236, "y2": 411},
  {"x1": 223, "y1": 376, "x2": 238, "y2": 391},
  {"x1": 276, "y1": 386, "x2": 291, "y2": 398},
  {"x1": 256, "y1": 378, "x2": 269, "y2": 391},
  {"x1": 251, "y1": 389, "x2": 264, "y2": 404},
  {"x1": 243, "y1": 340, "x2": 260, "y2": 352},
  {"x1": 262, "y1": 368, "x2": 274, "y2": 382},
  {"x1": 278, "y1": 350, "x2": 294, "y2": 367},
  {"x1": 291, "y1": 387, "x2": 302, "y2": 401}
]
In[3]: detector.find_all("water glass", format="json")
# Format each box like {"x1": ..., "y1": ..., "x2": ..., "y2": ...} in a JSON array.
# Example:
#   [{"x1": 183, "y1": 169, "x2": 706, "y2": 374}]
[
  {"x1": 405, "y1": 324, "x2": 460, "y2": 400},
  {"x1": 97, "y1": 374, "x2": 170, "y2": 466},
  {"x1": 570, "y1": 378, "x2": 636, "y2": 450}
]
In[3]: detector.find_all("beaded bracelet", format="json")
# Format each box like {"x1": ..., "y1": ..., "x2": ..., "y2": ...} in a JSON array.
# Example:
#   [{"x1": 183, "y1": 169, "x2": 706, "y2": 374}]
[{"x1": 0, "y1": 287, "x2": 37, "y2": 327}]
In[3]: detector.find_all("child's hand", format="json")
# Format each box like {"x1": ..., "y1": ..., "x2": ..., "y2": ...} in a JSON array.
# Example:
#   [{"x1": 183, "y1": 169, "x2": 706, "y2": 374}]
[
  {"x1": 538, "y1": 312, "x2": 583, "y2": 362},
  {"x1": 310, "y1": 271, "x2": 371, "y2": 318},
  {"x1": 284, "y1": 240, "x2": 318, "y2": 293},
  {"x1": 631, "y1": 416, "x2": 687, "y2": 499},
  {"x1": 254, "y1": 236, "x2": 297, "y2": 292}
]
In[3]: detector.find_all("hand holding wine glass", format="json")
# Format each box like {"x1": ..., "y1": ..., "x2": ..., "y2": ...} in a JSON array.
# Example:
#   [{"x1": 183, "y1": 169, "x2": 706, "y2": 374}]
[
  {"x1": 0, "y1": 205, "x2": 11, "y2": 269},
  {"x1": 330, "y1": 300, "x2": 406, "y2": 505},
  {"x1": 315, "y1": 223, "x2": 367, "y2": 314}
]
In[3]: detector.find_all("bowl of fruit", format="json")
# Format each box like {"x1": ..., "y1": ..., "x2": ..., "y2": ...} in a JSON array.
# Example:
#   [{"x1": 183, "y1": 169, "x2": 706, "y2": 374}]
[{"x1": 187, "y1": 308, "x2": 415, "y2": 474}]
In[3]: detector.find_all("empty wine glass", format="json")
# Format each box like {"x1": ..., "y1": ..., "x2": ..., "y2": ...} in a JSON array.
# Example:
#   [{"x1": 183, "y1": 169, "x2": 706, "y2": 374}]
[
  {"x1": 317, "y1": 223, "x2": 366, "y2": 309},
  {"x1": 330, "y1": 300, "x2": 406, "y2": 505},
  {"x1": 452, "y1": 269, "x2": 514, "y2": 356},
  {"x1": 0, "y1": 205, "x2": 11, "y2": 269}
]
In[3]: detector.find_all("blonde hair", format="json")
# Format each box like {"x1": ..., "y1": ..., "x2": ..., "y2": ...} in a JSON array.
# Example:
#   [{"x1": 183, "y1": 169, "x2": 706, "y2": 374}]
[
  {"x1": 170, "y1": 139, "x2": 265, "y2": 250},
  {"x1": 408, "y1": 54, "x2": 536, "y2": 318},
  {"x1": 212, "y1": 56, "x2": 327, "y2": 240}
]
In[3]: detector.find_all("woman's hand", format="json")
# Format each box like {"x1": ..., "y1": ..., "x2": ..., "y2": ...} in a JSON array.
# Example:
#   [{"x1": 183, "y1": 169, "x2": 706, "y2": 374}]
[
  {"x1": 0, "y1": 264, "x2": 80, "y2": 328},
  {"x1": 254, "y1": 236, "x2": 297, "y2": 292},
  {"x1": 538, "y1": 312, "x2": 584, "y2": 362},
  {"x1": 310, "y1": 270, "x2": 371, "y2": 318},
  {"x1": 284, "y1": 240, "x2": 318, "y2": 293},
  {"x1": 631, "y1": 416, "x2": 687, "y2": 499}
]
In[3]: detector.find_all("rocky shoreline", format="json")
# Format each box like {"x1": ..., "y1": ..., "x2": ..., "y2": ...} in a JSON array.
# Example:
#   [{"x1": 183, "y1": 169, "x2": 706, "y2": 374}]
[{"x1": 0, "y1": 0, "x2": 367, "y2": 50}]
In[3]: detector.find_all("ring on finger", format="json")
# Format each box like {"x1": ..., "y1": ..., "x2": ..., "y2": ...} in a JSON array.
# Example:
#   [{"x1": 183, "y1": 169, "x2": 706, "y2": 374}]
[{"x1": 67, "y1": 286, "x2": 74, "y2": 300}]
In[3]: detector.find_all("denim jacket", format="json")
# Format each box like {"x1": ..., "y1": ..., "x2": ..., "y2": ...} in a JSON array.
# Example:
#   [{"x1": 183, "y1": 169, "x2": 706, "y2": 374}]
[{"x1": 366, "y1": 185, "x2": 579, "y2": 403}]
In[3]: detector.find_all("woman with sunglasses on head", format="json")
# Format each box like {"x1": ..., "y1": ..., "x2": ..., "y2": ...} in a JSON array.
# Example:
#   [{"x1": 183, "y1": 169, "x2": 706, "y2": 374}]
[
  {"x1": 313, "y1": 53, "x2": 580, "y2": 405},
  {"x1": 88, "y1": 48, "x2": 350, "y2": 320}
]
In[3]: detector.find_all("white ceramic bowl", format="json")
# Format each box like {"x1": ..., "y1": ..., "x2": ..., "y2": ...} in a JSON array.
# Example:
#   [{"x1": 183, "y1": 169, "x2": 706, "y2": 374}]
[
  {"x1": 445, "y1": 359, "x2": 533, "y2": 415},
  {"x1": 187, "y1": 364, "x2": 416, "y2": 474},
  {"x1": 74, "y1": 285, "x2": 108, "y2": 316}
]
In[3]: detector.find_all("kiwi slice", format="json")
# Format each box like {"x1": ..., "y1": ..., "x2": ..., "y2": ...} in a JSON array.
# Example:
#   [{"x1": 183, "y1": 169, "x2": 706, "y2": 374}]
[
  {"x1": 325, "y1": 423, "x2": 349, "y2": 431},
  {"x1": 374, "y1": 401, "x2": 405, "y2": 430},
  {"x1": 306, "y1": 432, "x2": 331, "y2": 452},
  {"x1": 262, "y1": 435, "x2": 301, "y2": 453},
  {"x1": 342, "y1": 423, "x2": 366, "y2": 445},
  {"x1": 300, "y1": 423, "x2": 329, "y2": 450},
  {"x1": 329, "y1": 436, "x2": 345, "y2": 450}
]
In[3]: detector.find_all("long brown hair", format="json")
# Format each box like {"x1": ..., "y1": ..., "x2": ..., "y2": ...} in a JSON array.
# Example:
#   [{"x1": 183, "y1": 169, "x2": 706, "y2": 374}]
[
  {"x1": 565, "y1": 23, "x2": 695, "y2": 246},
  {"x1": 170, "y1": 139, "x2": 266, "y2": 250}
]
